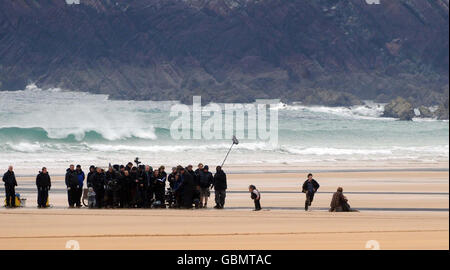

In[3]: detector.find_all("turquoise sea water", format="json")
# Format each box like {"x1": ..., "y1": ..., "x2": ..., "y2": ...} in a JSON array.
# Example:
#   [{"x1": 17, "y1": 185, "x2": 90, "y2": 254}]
[{"x1": 0, "y1": 85, "x2": 448, "y2": 171}]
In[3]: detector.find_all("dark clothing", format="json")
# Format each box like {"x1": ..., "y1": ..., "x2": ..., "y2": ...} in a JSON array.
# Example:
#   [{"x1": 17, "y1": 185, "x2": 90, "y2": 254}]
[
  {"x1": 302, "y1": 179, "x2": 320, "y2": 193},
  {"x1": 215, "y1": 190, "x2": 226, "y2": 208},
  {"x1": 2, "y1": 170, "x2": 18, "y2": 187},
  {"x1": 5, "y1": 185, "x2": 16, "y2": 207},
  {"x1": 302, "y1": 179, "x2": 320, "y2": 211},
  {"x1": 65, "y1": 169, "x2": 78, "y2": 188},
  {"x1": 65, "y1": 169, "x2": 78, "y2": 207},
  {"x1": 213, "y1": 170, "x2": 227, "y2": 191},
  {"x1": 92, "y1": 172, "x2": 106, "y2": 208},
  {"x1": 168, "y1": 172, "x2": 177, "y2": 189},
  {"x1": 251, "y1": 189, "x2": 261, "y2": 210},
  {"x1": 36, "y1": 172, "x2": 51, "y2": 188},
  {"x1": 180, "y1": 170, "x2": 195, "y2": 208},
  {"x1": 36, "y1": 172, "x2": 51, "y2": 208},
  {"x1": 199, "y1": 171, "x2": 213, "y2": 188},
  {"x1": 87, "y1": 171, "x2": 95, "y2": 188}
]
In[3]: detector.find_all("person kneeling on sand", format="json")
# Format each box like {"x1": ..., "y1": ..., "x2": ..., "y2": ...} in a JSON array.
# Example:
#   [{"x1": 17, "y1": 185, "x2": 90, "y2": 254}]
[
  {"x1": 329, "y1": 187, "x2": 358, "y2": 212},
  {"x1": 249, "y1": 185, "x2": 261, "y2": 211}
]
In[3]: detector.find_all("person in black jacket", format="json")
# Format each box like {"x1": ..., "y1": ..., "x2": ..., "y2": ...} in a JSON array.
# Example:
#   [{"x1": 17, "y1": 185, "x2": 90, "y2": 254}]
[
  {"x1": 86, "y1": 165, "x2": 96, "y2": 188},
  {"x1": 199, "y1": 165, "x2": 214, "y2": 208},
  {"x1": 179, "y1": 167, "x2": 195, "y2": 209},
  {"x1": 213, "y1": 166, "x2": 227, "y2": 209},
  {"x1": 135, "y1": 165, "x2": 148, "y2": 208},
  {"x1": 65, "y1": 164, "x2": 79, "y2": 208},
  {"x1": 302, "y1": 173, "x2": 320, "y2": 211},
  {"x1": 92, "y1": 167, "x2": 106, "y2": 208},
  {"x1": 36, "y1": 167, "x2": 51, "y2": 208},
  {"x1": 2, "y1": 166, "x2": 18, "y2": 208}
]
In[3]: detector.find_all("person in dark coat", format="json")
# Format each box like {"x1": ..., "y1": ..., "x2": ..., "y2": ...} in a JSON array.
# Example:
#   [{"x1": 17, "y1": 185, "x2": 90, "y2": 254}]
[
  {"x1": 75, "y1": 165, "x2": 85, "y2": 208},
  {"x1": 120, "y1": 170, "x2": 131, "y2": 208},
  {"x1": 153, "y1": 166, "x2": 167, "y2": 208},
  {"x1": 179, "y1": 167, "x2": 195, "y2": 209},
  {"x1": 2, "y1": 166, "x2": 18, "y2": 208},
  {"x1": 86, "y1": 165, "x2": 96, "y2": 188},
  {"x1": 92, "y1": 167, "x2": 106, "y2": 208},
  {"x1": 135, "y1": 165, "x2": 148, "y2": 208},
  {"x1": 36, "y1": 167, "x2": 51, "y2": 208},
  {"x1": 302, "y1": 173, "x2": 320, "y2": 211},
  {"x1": 213, "y1": 166, "x2": 227, "y2": 209},
  {"x1": 198, "y1": 165, "x2": 214, "y2": 208},
  {"x1": 65, "y1": 164, "x2": 79, "y2": 208},
  {"x1": 167, "y1": 167, "x2": 177, "y2": 189},
  {"x1": 105, "y1": 166, "x2": 121, "y2": 208}
]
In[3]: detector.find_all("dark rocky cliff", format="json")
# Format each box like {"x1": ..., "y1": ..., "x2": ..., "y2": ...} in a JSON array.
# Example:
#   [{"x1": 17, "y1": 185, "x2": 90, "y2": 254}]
[{"x1": 0, "y1": 0, "x2": 448, "y2": 106}]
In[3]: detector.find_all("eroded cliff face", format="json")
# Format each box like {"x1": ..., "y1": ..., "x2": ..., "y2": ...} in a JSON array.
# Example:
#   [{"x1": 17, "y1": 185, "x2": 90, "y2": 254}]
[{"x1": 0, "y1": 0, "x2": 448, "y2": 105}]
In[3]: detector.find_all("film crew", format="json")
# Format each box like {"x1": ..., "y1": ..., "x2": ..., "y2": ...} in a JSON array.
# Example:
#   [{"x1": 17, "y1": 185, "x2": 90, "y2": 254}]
[
  {"x1": 36, "y1": 167, "x2": 51, "y2": 208},
  {"x1": 199, "y1": 165, "x2": 214, "y2": 208},
  {"x1": 65, "y1": 164, "x2": 79, "y2": 208},
  {"x1": 213, "y1": 166, "x2": 227, "y2": 209},
  {"x1": 92, "y1": 167, "x2": 106, "y2": 208},
  {"x1": 75, "y1": 165, "x2": 85, "y2": 208},
  {"x1": 2, "y1": 166, "x2": 18, "y2": 208},
  {"x1": 302, "y1": 173, "x2": 320, "y2": 211}
]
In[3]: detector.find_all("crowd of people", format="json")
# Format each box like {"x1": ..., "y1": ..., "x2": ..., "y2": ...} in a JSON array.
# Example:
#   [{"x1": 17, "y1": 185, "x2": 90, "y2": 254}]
[{"x1": 3, "y1": 164, "x2": 355, "y2": 212}]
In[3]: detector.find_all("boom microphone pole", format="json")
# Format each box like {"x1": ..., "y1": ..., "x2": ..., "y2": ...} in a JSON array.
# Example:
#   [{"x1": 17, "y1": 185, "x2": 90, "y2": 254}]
[{"x1": 221, "y1": 135, "x2": 239, "y2": 167}]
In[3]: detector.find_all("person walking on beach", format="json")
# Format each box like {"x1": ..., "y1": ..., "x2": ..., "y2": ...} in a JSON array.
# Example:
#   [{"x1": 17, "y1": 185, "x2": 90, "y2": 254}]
[
  {"x1": 2, "y1": 166, "x2": 17, "y2": 208},
  {"x1": 65, "y1": 164, "x2": 79, "y2": 208},
  {"x1": 36, "y1": 167, "x2": 51, "y2": 208},
  {"x1": 213, "y1": 166, "x2": 227, "y2": 209},
  {"x1": 75, "y1": 165, "x2": 85, "y2": 208},
  {"x1": 302, "y1": 173, "x2": 320, "y2": 211},
  {"x1": 249, "y1": 185, "x2": 261, "y2": 211}
]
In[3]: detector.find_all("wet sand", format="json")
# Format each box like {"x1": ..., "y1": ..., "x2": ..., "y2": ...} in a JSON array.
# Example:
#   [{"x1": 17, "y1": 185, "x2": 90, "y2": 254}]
[{"x1": 0, "y1": 168, "x2": 448, "y2": 250}]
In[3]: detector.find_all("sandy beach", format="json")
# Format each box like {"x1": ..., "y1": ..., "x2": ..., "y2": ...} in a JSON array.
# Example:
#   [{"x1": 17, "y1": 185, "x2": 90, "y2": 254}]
[{"x1": 0, "y1": 164, "x2": 448, "y2": 250}]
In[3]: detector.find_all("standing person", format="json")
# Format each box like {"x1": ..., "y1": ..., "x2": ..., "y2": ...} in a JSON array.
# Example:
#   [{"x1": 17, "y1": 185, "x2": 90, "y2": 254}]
[
  {"x1": 87, "y1": 165, "x2": 96, "y2": 188},
  {"x1": 180, "y1": 167, "x2": 195, "y2": 209},
  {"x1": 167, "y1": 167, "x2": 177, "y2": 189},
  {"x1": 135, "y1": 165, "x2": 147, "y2": 208},
  {"x1": 120, "y1": 170, "x2": 131, "y2": 208},
  {"x1": 2, "y1": 166, "x2": 17, "y2": 208},
  {"x1": 249, "y1": 185, "x2": 261, "y2": 211},
  {"x1": 302, "y1": 173, "x2": 320, "y2": 211},
  {"x1": 36, "y1": 167, "x2": 51, "y2": 208},
  {"x1": 199, "y1": 165, "x2": 213, "y2": 208},
  {"x1": 75, "y1": 165, "x2": 85, "y2": 208},
  {"x1": 213, "y1": 166, "x2": 227, "y2": 209},
  {"x1": 153, "y1": 168, "x2": 166, "y2": 208},
  {"x1": 92, "y1": 167, "x2": 106, "y2": 208},
  {"x1": 65, "y1": 164, "x2": 78, "y2": 208},
  {"x1": 194, "y1": 163, "x2": 204, "y2": 176}
]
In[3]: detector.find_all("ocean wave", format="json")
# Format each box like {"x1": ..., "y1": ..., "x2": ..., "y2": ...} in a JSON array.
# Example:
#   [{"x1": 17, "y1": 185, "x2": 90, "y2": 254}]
[{"x1": 0, "y1": 127, "x2": 157, "y2": 142}]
